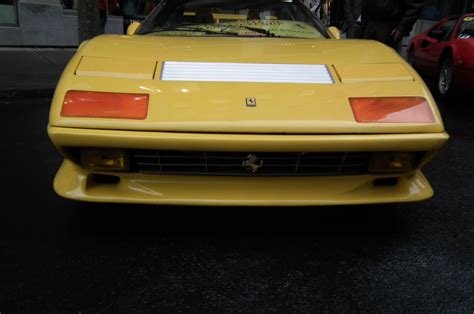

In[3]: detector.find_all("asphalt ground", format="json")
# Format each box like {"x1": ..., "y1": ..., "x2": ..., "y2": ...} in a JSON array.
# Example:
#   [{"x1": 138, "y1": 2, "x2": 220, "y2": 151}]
[{"x1": 0, "y1": 93, "x2": 473, "y2": 312}]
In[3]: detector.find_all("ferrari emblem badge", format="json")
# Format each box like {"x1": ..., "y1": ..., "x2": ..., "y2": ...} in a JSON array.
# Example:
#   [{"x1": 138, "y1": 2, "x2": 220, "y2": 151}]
[
  {"x1": 246, "y1": 97, "x2": 257, "y2": 107},
  {"x1": 242, "y1": 154, "x2": 264, "y2": 173}
]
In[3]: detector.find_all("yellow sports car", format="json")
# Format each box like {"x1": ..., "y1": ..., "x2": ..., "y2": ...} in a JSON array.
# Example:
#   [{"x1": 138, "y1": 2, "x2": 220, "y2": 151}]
[{"x1": 48, "y1": 0, "x2": 449, "y2": 206}]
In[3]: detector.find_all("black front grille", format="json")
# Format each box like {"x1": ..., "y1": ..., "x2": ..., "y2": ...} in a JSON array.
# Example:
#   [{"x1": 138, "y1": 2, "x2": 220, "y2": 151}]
[{"x1": 131, "y1": 150, "x2": 370, "y2": 176}]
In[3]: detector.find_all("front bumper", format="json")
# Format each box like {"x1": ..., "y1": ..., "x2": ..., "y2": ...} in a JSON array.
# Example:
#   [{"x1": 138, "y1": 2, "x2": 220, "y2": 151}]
[
  {"x1": 55, "y1": 160, "x2": 433, "y2": 206},
  {"x1": 48, "y1": 126, "x2": 449, "y2": 206}
]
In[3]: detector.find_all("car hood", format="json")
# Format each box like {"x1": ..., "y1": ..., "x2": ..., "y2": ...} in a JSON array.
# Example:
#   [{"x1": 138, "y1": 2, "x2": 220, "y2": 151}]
[{"x1": 49, "y1": 35, "x2": 445, "y2": 134}]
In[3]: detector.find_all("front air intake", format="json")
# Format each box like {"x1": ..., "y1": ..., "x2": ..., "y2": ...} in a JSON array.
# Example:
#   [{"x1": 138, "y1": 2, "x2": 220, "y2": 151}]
[{"x1": 131, "y1": 150, "x2": 369, "y2": 176}]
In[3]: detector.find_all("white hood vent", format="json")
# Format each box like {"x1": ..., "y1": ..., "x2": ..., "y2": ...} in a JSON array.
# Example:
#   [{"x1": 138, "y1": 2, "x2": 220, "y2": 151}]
[{"x1": 160, "y1": 62, "x2": 334, "y2": 84}]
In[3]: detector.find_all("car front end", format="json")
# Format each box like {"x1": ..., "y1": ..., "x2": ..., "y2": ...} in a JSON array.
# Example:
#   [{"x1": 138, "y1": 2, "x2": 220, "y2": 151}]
[{"x1": 48, "y1": 0, "x2": 449, "y2": 206}]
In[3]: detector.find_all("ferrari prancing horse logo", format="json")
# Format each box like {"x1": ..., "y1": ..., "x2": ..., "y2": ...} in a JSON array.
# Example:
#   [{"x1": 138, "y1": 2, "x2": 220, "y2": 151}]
[
  {"x1": 246, "y1": 97, "x2": 257, "y2": 107},
  {"x1": 242, "y1": 154, "x2": 264, "y2": 173}
]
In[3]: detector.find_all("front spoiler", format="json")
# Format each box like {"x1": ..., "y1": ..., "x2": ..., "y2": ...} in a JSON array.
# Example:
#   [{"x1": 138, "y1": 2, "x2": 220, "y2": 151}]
[{"x1": 54, "y1": 160, "x2": 433, "y2": 206}]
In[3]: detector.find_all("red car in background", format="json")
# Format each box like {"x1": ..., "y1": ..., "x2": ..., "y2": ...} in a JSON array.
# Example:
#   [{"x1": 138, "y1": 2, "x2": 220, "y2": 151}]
[{"x1": 408, "y1": 14, "x2": 474, "y2": 97}]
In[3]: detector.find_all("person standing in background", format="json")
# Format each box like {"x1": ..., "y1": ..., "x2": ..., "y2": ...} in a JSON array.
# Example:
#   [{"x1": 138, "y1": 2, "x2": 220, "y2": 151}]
[
  {"x1": 99, "y1": 0, "x2": 119, "y2": 34},
  {"x1": 343, "y1": 0, "x2": 363, "y2": 38},
  {"x1": 362, "y1": 0, "x2": 424, "y2": 49}
]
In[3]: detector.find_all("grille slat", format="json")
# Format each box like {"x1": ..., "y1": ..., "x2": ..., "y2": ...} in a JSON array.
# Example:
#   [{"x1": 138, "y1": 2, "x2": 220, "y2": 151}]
[{"x1": 131, "y1": 150, "x2": 369, "y2": 176}]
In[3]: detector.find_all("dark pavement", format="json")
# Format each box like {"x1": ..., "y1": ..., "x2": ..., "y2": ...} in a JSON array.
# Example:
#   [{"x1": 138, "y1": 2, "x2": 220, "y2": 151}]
[
  {"x1": 0, "y1": 48, "x2": 75, "y2": 92},
  {"x1": 0, "y1": 94, "x2": 473, "y2": 312}
]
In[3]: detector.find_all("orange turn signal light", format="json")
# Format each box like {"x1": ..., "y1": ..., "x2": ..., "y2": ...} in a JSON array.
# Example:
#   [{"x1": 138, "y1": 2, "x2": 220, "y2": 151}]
[
  {"x1": 350, "y1": 97, "x2": 435, "y2": 123},
  {"x1": 61, "y1": 91, "x2": 149, "y2": 119}
]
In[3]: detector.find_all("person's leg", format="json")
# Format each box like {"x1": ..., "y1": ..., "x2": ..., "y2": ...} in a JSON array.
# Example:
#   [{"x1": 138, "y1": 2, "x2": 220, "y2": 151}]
[
  {"x1": 347, "y1": 23, "x2": 363, "y2": 39},
  {"x1": 99, "y1": 10, "x2": 107, "y2": 34},
  {"x1": 364, "y1": 20, "x2": 400, "y2": 48},
  {"x1": 373, "y1": 21, "x2": 398, "y2": 48},
  {"x1": 137, "y1": 0, "x2": 146, "y2": 14},
  {"x1": 363, "y1": 20, "x2": 376, "y2": 40}
]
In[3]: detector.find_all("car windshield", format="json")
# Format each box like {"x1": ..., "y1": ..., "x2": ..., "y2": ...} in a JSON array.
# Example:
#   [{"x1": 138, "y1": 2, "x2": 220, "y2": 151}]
[
  {"x1": 458, "y1": 17, "x2": 474, "y2": 39},
  {"x1": 138, "y1": 0, "x2": 327, "y2": 39}
]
